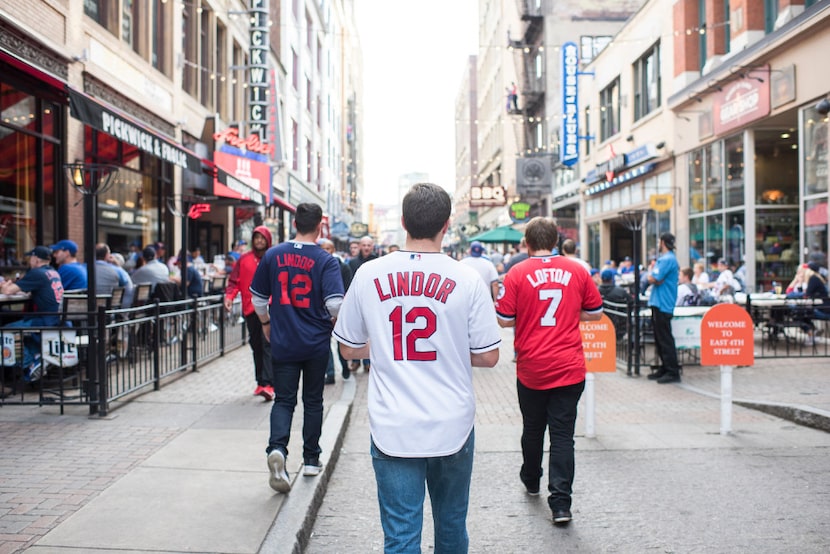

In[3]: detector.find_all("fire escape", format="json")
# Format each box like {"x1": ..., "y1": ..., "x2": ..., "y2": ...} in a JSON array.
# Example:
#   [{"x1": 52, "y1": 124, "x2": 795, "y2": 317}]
[{"x1": 508, "y1": 0, "x2": 545, "y2": 155}]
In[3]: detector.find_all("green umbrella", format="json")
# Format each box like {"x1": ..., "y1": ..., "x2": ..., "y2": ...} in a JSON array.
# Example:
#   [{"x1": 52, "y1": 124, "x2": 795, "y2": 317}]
[{"x1": 469, "y1": 225, "x2": 523, "y2": 244}]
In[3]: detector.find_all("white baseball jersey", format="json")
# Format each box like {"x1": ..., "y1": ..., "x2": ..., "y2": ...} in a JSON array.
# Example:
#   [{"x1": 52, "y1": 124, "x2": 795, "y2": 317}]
[
  {"x1": 334, "y1": 250, "x2": 501, "y2": 457},
  {"x1": 459, "y1": 256, "x2": 499, "y2": 288}
]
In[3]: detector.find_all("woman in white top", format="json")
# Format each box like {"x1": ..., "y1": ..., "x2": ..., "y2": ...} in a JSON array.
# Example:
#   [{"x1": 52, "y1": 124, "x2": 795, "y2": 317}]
[{"x1": 692, "y1": 262, "x2": 710, "y2": 287}]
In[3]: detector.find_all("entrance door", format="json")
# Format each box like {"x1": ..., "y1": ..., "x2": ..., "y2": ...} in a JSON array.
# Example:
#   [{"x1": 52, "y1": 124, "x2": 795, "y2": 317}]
[{"x1": 609, "y1": 221, "x2": 634, "y2": 265}]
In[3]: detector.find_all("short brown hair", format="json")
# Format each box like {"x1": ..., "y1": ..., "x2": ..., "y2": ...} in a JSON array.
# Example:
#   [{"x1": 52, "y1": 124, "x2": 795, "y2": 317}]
[{"x1": 524, "y1": 217, "x2": 559, "y2": 252}]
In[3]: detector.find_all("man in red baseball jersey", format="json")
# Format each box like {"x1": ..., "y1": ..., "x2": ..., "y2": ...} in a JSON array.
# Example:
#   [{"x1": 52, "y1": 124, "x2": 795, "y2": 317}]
[{"x1": 495, "y1": 216, "x2": 603, "y2": 526}]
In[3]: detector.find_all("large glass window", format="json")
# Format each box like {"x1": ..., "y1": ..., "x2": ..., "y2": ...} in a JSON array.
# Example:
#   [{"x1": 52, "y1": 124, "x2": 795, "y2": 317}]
[
  {"x1": 756, "y1": 209, "x2": 798, "y2": 291},
  {"x1": 633, "y1": 42, "x2": 660, "y2": 121},
  {"x1": 756, "y1": 130, "x2": 798, "y2": 205},
  {"x1": 599, "y1": 78, "x2": 620, "y2": 141},
  {"x1": 725, "y1": 134, "x2": 744, "y2": 207},
  {"x1": 0, "y1": 81, "x2": 61, "y2": 272},
  {"x1": 587, "y1": 222, "x2": 601, "y2": 269},
  {"x1": 804, "y1": 106, "x2": 828, "y2": 195}
]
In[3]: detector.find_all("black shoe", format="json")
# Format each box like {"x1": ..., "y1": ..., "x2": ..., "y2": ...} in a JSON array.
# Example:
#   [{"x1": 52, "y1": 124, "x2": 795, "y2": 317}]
[
  {"x1": 552, "y1": 509, "x2": 572, "y2": 525},
  {"x1": 657, "y1": 373, "x2": 681, "y2": 384},
  {"x1": 324, "y1": 376, "x2": 335, "y2": 385},
  {"x1": 341, "y1": 367, "x2": 351, "y2": 380},
  {"x1": 520, "y1": 471, "x2": 540, "y2": 496},
  {"x1": 647, "y1": 368, "x2": 666, "y2": 380}
]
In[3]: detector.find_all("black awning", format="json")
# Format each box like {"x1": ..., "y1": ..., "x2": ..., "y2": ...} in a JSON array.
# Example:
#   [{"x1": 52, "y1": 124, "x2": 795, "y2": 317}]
[{"x1": 68, "y1": 87, "x2": 204, "y2": 174}]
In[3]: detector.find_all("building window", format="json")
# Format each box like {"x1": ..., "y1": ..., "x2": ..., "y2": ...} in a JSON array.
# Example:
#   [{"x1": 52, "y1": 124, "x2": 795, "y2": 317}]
[
  {"x1": 307, "y1": 77, "x2": 312, "y2": 112},
  {"x1": 85, "y1": 0, "x2": 118, "y2": 35},
  {"x1": 599, "y1": 78, "x2": 620, "y2": 141},
  {"x1": 698, "y1": 0, "x2": 707, "y2": 71},
  {"x1": 583, "y1": 105, "x2": 591, "y2": 156},
  {"x1": 633, "y1": 42, "x2": 661, "y2": 121},
  {"x1": 292, "y1": 120, "x2": 299, "y2": 171},
  {"x1": 307, "y1": 11, "x2": 313, "y2": 49},
  {"x1": 216, "y1": 23, "x2": 227, "y2": 120},
  {"x1": 199, "y1": 3, "x2": 213, "y2": 108},
  {"x1": 580, "y1": 36, "x2": 612, "y2": 64},
  {"x1": 231, "y1": 43, "x2": 245, "y2": 124},
  {"x1": 317, "y1": 39, "x2": 322, "y2": 71},
  {"x1": 306, "y1": 138, "x2": 313, "y2": 182},
  {"x1": 151, "y1": 0, "x2": 169, "y2": 75},
  {"x1": 183, "y1": 2, "x2": 197, "y2": 96}
]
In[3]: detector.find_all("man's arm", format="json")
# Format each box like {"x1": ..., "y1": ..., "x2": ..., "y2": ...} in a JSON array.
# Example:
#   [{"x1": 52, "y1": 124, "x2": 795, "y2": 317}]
[
  {"x1": 0, "y1": 280, "x2": 21, "y2": 295},
  {"x1": 471, "y1": 348, "x2": 499, "y2": 367},
  {"x1": 490, "y1": 280, "x2": 500, "y2": 301},
  {"x1": 340, "y1": 343, "x2": 369, "y2": 360},
  {"x1": 580, "y1": 309, "x2": 603, "y2": 321}
]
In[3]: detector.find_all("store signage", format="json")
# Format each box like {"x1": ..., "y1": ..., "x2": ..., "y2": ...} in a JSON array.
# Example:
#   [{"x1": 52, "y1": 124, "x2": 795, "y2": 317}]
[
  {"x1": 68, "y1": 89, "x2": 203, "y2": 173},
  {"x1": 596, "y1": 154, "x2": 626, "y2": 181},
  {"x1": 470, "y1": 185, "x2": 506, "y2": 207},
  {"x1": 509, "y1": 202, "x2": 532, "y2": 223},
  {"x1": 624, "y1": 143, "x2": 658, "y2": 166},
  {"x1": 700, "y1": 304, "x2": 754, "y2": 367},
  {"x1": 713, "y1": 66, "x2": 770, "y2": 135},
  {"x1": 650, "y1": 193, "x2": 673, "y2": 212},
  {"x1": 213, "y1": 127, "x2": 273, "y2": 156},
  {"x1": 188, "y1": 203, "x2": 211, "y2": 219},
  {"x1": 249, "y1": 0, "x2": 269, "y2": 142},
  {"x1": 560, "y1": 41, "x2": 579, "y2": 167},
  {"x1": 214, "y1": 150, "x2": 270, "y2": 204},
  {"x1": 584, "y1": 163, "x2": 656, "y2": 195},
  {"x1": 580, "y1": 314, "x2": 616, "y2": 372},
  {"x1": 350, "y1": 222, "x2": 369, "y2": 237}
]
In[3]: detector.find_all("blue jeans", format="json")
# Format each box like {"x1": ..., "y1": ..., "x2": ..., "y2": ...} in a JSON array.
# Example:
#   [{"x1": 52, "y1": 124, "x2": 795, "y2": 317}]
[
  {"x1": 371, "y1": 429, "x2": 475, "y2": 554},
  {"x1": 267, "y1": 351, "x2": 328, "y2": 462},
  {"x1": 517, "y1": 379, "x2": 584, "y2": 512}
]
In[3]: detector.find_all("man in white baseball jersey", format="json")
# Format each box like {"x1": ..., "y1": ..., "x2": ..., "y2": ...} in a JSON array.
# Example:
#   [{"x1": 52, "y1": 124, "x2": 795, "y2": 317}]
[
  {"x1": 334, "y1": 183, "x2": 501, "y2": 553},
  {"x1": 460, "y1": 240, "x2": 500, "y2": 299}
]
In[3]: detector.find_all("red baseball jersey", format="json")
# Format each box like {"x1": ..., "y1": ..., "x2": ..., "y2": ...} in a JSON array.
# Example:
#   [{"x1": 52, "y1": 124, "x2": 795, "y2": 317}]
[{"x1": 496, "y1": 255, "x2": 603, "y2": 390}]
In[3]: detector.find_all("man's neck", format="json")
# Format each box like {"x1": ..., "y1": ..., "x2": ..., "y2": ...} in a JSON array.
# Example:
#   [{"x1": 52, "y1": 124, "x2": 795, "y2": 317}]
[
  {"x1": 405, "y1": 236, "x2": 442, "y2": 253},
  {"x1": 294, "y1": 232, "x2": 318, "y2": 243}
]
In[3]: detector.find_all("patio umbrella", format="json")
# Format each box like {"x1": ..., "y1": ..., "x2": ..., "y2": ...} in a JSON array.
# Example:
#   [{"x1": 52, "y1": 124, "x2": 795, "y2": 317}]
[{"x1": 469, "y1": 225, "x2": 523, "y2": 244}]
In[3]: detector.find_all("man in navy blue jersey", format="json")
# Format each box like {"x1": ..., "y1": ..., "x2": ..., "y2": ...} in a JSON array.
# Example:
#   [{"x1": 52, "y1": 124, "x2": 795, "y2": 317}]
[{"x1": 250, "y1": 203, "x2": 344, "y2": 493}]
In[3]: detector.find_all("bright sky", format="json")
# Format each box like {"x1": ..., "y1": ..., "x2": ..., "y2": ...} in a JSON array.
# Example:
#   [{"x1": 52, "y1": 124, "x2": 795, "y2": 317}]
[{"x1": 354, "y1": 0, "x2": 479, "y2": 205}]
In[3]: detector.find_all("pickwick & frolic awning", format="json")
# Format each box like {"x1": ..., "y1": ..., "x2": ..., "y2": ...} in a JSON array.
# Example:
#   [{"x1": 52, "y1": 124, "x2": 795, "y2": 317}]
[{"x1": 68, "y1": 87, "x2": 206, "y2": 174}]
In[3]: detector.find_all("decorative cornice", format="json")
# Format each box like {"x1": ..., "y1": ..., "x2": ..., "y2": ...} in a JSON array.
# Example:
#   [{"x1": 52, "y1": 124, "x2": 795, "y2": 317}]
[
  {"x1": 0, "y1": 17, "x2": 68, "y2": 80},
  {"x1": 83, "y1": 73, "x2": 176, "y2": 137}
]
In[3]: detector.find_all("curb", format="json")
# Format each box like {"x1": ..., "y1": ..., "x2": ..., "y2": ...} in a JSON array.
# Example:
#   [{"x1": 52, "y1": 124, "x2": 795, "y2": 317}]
[
  {"x1": 260, "y1": 376, "x2": 357, "y2": 554},
  {"x1": 680, "y1": 383, "x2": 830, "y2": 433}
]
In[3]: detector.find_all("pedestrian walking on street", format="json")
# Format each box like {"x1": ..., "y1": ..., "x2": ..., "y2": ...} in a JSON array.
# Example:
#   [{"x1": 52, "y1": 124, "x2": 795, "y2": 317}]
[
  {"x1": 317, "y1": 238, "x2": 353, "y2": 383},
  {"x1": 224, "y1": 225, "x2": 275, "y2": 401},
  {"x1": 251, "y1": 204, "x2": 344, "y2": 493},
  {"x1": 495, "y1": 216, "x2": 603, "y2": 525},
  {"x1": 646, "y1": 232, "x2": 682, "y2": 384},
  {"x1": 334, "y1": 183, "x2": 501, "y2": 553},
  {"x1": 347, "y1": 235, "x2": 378, "y2": 373}
]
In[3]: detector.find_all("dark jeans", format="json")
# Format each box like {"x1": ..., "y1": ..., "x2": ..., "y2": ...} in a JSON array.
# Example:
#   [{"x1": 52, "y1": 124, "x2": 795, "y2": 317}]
[
  {"x1": 517, "y1": 379, "x2": 584, "y2": 512},
  {"x1": 652, "y1": 309, "x2": 680, "y2": 375},
  {"x1": 244, "y1": 313, "x2": 272, "y2": 387},
  {"x1": 326, "y1": 343, "x2": 349, "y2": 380},
  {"x1": 267, "y1": 351, "x2": 329, "y2": 462}
]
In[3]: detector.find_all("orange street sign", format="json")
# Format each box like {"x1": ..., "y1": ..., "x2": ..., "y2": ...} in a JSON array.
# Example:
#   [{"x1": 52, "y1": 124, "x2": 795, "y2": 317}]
[
  {"x1": 580, "y1": 313, "x2": 617, "y2": 372},
  {"x1": 700, "y1": 304, "x2": 754, "y2": 366}
]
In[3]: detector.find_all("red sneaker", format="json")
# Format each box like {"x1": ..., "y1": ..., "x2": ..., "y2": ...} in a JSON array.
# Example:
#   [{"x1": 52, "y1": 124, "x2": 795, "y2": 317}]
[
  {"x1": 254, "y1": 385, "x2": 264, "y2": 396},
  {"x1": 260, "y1": 386, "x2": 275, "y2": 401}
]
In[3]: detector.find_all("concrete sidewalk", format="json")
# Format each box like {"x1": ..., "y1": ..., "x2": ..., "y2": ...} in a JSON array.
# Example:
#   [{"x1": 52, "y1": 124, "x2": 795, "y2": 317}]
[{"x1": 1, "y1": 329, "x2": 827, "y2": 553}]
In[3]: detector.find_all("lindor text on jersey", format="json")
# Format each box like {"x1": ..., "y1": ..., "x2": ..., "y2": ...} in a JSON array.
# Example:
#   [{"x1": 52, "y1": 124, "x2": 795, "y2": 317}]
[
  {"x1": 276, "y1": 253, "x2": 316, "y2": 271},
  {"x1": 373, "y1": 272, "x2": 457, "y2": 304},
  {"x1": 525, "y1": 267, "x2": 573, "y2": 288}
]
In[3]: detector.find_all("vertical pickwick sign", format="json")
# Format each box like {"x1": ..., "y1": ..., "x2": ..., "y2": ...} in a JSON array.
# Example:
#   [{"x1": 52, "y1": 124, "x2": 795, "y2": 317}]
[{"x1": 249, "y1": 0, "x2": 269, "y2": 143}]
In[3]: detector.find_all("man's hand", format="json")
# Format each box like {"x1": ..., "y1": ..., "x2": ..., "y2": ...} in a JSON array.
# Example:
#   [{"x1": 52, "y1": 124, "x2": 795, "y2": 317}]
[{"x1": 223, "y1": 297, "x2": 233, "y2": 312}]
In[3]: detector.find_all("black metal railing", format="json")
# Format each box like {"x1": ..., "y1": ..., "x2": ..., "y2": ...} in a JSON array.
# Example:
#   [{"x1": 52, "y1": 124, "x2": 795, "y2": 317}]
[{"x1": 0, "y1": 295, "x2": 245, "y2": 415}]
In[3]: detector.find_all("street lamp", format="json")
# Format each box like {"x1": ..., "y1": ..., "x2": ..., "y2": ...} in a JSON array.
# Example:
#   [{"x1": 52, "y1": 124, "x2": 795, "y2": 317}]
[
  {"x1": 618, "y1": 208, "x2": 650, "y2": 376},
  {"x1": 64, "y1": 162, "x2": 118, "y2": 414}
]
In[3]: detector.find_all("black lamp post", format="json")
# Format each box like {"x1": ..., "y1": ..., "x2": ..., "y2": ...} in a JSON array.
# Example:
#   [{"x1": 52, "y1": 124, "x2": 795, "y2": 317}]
[
  {"x1": 618, "y1": 209, "x2": 650, "y2": 376},
  {"x1": 64, "y1": 162, "x2": 118, "y2": 413}
]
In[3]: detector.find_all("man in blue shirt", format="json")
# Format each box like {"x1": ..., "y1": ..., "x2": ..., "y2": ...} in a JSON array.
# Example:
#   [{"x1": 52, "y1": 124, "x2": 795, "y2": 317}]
[
  {"x1": 0, "y1": 246, "x2": 64, "y2": 381},
  {"x1": 51, "y1": 239, "x2": 87, "y2": 291},
  {"x1": 647, "y1": 232, "x2": 681, "y2": 384},
  {"x1": 251, "y1": 203, "x2": 344, "y2": 492}
]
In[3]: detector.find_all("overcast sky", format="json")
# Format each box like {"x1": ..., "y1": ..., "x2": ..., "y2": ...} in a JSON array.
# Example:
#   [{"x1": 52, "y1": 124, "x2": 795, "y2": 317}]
[{"x1": 354, "y1": 0, "x2": 478, "y2": 205}]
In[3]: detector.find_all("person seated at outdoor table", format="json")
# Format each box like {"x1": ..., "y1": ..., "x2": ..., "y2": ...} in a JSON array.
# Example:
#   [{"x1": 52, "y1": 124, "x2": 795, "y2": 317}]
[
  {"x1": 598, "y1": 269, "x2": 632, "y2": 339},
  {"x1": 785, "y1": 264, "x2": 809, "y2": 298},
  {"x1": 676, "y1": 267, "x2": 700, "y2": 306},
  {"x1": 691, "y1": 262, "x2": 710, "y2": 287},
  {"x1": 51, "y1": 239, "x2": 87, "y2": 291},
  {"x1": 106, "y1": 251, "x2": 135, "y2": 308},
  {"x1": 170, "y1": 251, "x2": 203, "y2": 298},
  {"x1": 0, "y1": 246, "x2": 64, "y2": 382},
  {"x1": 709, "y1": 258, "x2": 742, "y2": 299},
  {"x1": 129, "y1": 246, "x2": 171, "y2": 292}
]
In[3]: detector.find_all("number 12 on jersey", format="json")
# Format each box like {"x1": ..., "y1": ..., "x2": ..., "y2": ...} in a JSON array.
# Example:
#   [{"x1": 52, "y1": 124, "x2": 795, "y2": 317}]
[{"x1": 388, "y1": 305, "x2": 437, "y2": 361}]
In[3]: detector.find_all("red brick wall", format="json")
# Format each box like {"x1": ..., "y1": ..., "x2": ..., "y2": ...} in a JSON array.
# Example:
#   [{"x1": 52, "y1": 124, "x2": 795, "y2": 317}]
[{"x1": 673, "y1": 0, "x2": 701, "y2": 76}]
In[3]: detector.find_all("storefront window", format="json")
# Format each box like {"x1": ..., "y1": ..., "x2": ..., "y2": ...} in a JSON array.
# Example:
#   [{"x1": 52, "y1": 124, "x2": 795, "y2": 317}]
[
  {"x1": 804, "y1": 198, "x2": 828, "y2": 271},
  {"x1": 755, "y1": 208, "x2": 799, "y2": 291},
  {"x1": 689, "y1": 149, "x2": 704, "y2": 215},
  {"x1": 704, "y1": 213, "x2": 724, "y2": 270},
  {"x1": 725, "y1": 135, "x2": 744, "y2": 207},
  {"x1": 690, "y1": 217, "x2": 704, "y2": 266},
  {"x1": 756, "y1": 129, "x2": 799, "y2": 205},
  {"x1": 0, "y1": 80, "x2": 61, "y2": 273},
  {"x1": 804, "y1": 106, "x2": 828, "y2": 195},
  {"x1": 707, "y1": 141, "x2": 723, "y2": 211},
  {"x1": 725, "y1": 211, "x2": 745, "y2": 269}
]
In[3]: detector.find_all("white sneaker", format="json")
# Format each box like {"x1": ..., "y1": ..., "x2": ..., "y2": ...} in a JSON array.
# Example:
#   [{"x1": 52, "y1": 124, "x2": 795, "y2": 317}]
[
  {"x1": 267, "y1": 450, "x2": 291, "y2": 493},
  {"x1": 303, "y1": 459, "x2": 323, "y2": 477}
]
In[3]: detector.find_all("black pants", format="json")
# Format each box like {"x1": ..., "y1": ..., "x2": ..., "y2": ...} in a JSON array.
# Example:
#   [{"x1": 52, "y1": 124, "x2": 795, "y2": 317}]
[
  {"x1": 517, "y1": 379, "x2": 585, "y2": 512},
  {"x1": 244, "y1": 312, "x2": 272, "y2": 387},
  {"x1": 652, "y1": 309, "x2": 680, "y2": 375}
]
